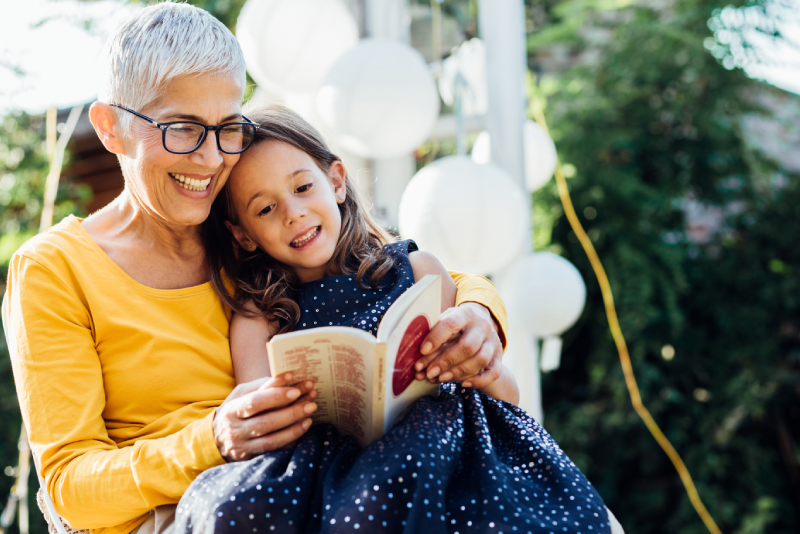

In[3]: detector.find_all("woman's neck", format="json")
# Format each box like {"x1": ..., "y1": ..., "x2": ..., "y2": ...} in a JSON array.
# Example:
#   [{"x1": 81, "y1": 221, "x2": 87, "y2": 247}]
[{"x1": 81, "y1": 189, "x2": 210, "y2": 289}]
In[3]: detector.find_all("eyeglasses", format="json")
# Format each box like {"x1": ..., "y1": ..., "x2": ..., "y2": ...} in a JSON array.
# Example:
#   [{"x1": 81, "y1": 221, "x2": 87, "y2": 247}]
[{"x1": 111, "y1": 104, "x2": 257, "y2": 155}]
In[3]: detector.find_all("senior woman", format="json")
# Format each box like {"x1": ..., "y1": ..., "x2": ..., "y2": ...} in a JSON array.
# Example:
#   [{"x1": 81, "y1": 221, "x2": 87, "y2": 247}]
[{"x1": 5, "y1": 3, "x2": 509, "y2": 533}]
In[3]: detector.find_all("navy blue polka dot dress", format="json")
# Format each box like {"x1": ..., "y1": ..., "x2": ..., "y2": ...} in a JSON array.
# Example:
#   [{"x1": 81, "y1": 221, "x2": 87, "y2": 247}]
[{"x1": 174, "y1": 241, "x2": 612, "y2": 534}]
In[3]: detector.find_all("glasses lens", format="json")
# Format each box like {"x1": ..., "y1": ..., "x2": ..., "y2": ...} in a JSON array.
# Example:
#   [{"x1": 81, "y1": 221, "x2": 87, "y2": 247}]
[
  {"x1": 164, "y1": 123, "x2": 205, "y2": 153},
  {"x1": 219, "y1": 123, "x2": 256, "y2": 153}
]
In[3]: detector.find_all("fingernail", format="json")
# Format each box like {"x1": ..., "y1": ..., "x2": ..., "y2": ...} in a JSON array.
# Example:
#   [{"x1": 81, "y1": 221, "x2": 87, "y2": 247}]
[
  {"x1": 439, "y1": 372, "x2": 453, "y2": 382},
  {"x1": 427, "y1": 366, "x2": 440, "y2": 379},
  {"x1": 415, "y1": 361, "x2": 424, "y2": 371},
  {"x1": 415, "y1": 372, "x2": 426, "y2": 381},
  {"x1": 304, "y1": 402, "x2": 317, "y2": 415},
  {"x1": 462, "y1": 381, "x2": 472, "y2": 388},
  {"x1": 302, "y1": 418, "x2": 312, "y2": 430},
  {"x1": 287, "y1": 389, "x2": 301, "y2": 400},
  {"x1": 421, "y1": 342, "x2": 433, "y2": 354}
]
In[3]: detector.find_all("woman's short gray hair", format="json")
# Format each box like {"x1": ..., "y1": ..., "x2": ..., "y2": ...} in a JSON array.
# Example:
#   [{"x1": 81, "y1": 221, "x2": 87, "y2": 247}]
[{"x1": 98, "y1": 1, "x2": 246, "y2": 130}]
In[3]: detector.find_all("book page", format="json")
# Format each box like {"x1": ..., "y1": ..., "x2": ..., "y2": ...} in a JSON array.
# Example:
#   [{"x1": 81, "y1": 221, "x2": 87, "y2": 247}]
[
  {"x1": 268, "y1": 327, "x2": 376, "y2": 446},
  {"x1": 377, "y1": 275, "x2": 442, "y2": 434}
]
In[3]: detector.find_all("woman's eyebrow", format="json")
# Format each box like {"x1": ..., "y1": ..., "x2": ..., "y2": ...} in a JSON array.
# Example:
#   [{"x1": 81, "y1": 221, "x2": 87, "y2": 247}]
[{"x1": 164, "y1": 113, "x2": 242, "y2": 123}]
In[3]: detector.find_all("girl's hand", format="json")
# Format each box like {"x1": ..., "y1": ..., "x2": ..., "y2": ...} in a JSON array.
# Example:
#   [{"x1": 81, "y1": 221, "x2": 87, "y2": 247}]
[
  {"x1": 213, "y1": 372, "x2": 318, "y2": 462},
  {"x1": 414, "y1": 302, "x2": 504, "y2": 389}
]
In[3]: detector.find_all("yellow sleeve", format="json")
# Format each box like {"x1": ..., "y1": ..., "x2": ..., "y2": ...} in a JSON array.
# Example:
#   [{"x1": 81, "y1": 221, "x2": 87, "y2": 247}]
[
  {"x1": 448, "y1": 271, "x2": 508, "y2": 349},
  {"x1": 7, "y1": 254, "x2": 224, "y2": 531}
]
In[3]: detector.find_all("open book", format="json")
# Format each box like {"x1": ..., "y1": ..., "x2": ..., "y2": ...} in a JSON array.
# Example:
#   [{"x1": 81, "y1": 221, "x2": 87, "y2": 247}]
[{"x1": 267, "y1": 275, "x2": 441, "y2": 446}]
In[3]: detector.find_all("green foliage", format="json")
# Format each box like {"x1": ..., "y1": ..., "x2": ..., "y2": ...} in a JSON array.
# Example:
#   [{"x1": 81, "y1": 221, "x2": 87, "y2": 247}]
[{"x1": 529, "y1": 0, "x2": 800, "y2": 532}]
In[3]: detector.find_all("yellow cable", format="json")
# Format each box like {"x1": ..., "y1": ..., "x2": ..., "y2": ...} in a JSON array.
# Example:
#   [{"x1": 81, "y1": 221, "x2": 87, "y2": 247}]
[{"x1": 532, "y1": 107, "x2": 723, "y2": 534}]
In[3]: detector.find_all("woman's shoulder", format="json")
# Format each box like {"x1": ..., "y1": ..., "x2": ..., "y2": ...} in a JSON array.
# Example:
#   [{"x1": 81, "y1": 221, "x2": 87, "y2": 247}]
[{"x1": 11, "y1": 215, "x2": 95, "y2": 274}]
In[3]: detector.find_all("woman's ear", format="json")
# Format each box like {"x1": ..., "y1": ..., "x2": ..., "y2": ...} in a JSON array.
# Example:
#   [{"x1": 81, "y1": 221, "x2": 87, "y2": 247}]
[
  {"x1": 89, "y1": 102, "x2": 125, "y2": 156},
  {"x1": 329, "y1": 161, "x2": 347, "y2": 204},
  {"x1": 224, "y1": 220, "x2": 258, "y2": 252}
]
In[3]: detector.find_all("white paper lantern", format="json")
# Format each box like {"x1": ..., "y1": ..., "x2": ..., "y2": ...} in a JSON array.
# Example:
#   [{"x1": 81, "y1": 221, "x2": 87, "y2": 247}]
[
  {"x1": 471, "y1": 130, "x2": 491, "y2": 164},
  {"x1": 524, "y1": 120, "x2": 558, "y2": 192},
  {"x1": 398, "y1": 155, "x2": 527, "y2": 274},
  {"x1": 317, "y1": 39, "x2": 440, "y2": 159},
  {"x1": 438, "y1": 38, "x2": 488, "y2": 117},
  {"x1": 471, "y1": 123, "x2": 558, "y2": 192},
  {"x1": 236, "y1": 0, "x2": 358, "y2": 93},
  {"x1": 502, "y1": 252, "x2": 586, "y2": 337}
]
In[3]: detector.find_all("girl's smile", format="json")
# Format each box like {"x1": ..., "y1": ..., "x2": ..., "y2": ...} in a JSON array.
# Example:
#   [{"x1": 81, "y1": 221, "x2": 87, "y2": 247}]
[{"x1": 225, "y1": 140, "x2": 347, "y2": 283}]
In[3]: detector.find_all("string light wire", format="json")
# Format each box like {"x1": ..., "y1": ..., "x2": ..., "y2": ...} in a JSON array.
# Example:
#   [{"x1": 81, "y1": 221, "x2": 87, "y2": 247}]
[{"x1": 531, "y1": 104, "x2": 723, "y2": 534}]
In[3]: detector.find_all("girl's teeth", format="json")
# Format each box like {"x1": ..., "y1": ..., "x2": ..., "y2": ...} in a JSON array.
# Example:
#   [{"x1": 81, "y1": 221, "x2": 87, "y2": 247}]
[
  {"x1": 170, "y1": 173, "x2": 211, "y2": 191},
  {"x1": 292, "y1": 227, "x2": 319, "y2": 247}
]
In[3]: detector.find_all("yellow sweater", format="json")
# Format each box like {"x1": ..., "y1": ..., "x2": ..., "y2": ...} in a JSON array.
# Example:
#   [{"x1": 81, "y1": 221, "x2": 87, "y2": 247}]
[{"x1": 6, "y1": 216, "x2": 508, "y2": 533}]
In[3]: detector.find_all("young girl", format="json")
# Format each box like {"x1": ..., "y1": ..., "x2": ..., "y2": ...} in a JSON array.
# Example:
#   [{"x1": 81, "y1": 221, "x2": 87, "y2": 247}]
[{"x1": 174, "y1": 106, "x2": 615, "y2": 534}]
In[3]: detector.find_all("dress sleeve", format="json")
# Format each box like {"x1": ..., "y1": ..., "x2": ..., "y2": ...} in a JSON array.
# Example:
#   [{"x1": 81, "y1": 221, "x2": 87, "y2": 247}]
[
  {"x1": 448, "y1": 271, "x2": 508, "y2": 349},
  {"x1": 6, "y1": 254, "x2": 225, "y2": 531}
]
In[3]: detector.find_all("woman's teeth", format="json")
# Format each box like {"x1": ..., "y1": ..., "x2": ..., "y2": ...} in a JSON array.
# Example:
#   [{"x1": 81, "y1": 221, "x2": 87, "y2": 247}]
[
  {"x1": 170, "y1": 173, "x2": 211, "y2": 191},
  {"x1": 291, "y1": 227, "x2": 320, "y2": 248}
]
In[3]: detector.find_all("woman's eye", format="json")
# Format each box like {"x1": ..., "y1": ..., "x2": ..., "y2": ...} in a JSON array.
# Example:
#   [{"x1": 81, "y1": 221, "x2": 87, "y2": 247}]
[
  {"x1": 295, "y1": 183, "x2": 313, "y2": 194},
  {"x1": 258, "y1": 205, "x2": 274, "y2": 216}
]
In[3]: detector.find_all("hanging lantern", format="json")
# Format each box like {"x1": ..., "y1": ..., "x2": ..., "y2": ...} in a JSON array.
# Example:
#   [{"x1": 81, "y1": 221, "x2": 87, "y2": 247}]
[
  {"x1": 316, "y1": 39, "x2": 440, "y2": 159},
  {"x1": 470, "y1": 122, "x2": 558, "y2": 192},
  {"x1": 501, "y1": 252, "x2": 586, "y2": 370},
  {"x1": 236, "y1": 0, "x2": 358, "y2": 93},
  {"x1": 503, "y1": 252, "x2": 586, "y2": 335},
  {"x1": 398, "y1": 155, "x2": 527, "y2": 275},
  {"x1": 437, "y1": 38, "x2": 488, "y2": 117},
  {"x1": 523, "y1": 120, "x2": 558, "y2": 192},
  {"x1": 471, "y1": 130, "x2": 491, "y2": 164}
]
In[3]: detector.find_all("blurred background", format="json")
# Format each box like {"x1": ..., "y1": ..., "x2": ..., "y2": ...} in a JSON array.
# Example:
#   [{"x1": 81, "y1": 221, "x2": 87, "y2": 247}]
[{"x1": 0, "y1": 0, "x2": 799, "y2": 533}]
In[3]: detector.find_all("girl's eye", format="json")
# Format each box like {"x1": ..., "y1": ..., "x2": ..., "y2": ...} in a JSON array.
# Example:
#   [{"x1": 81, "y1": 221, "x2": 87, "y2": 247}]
[
  {"x1": 295, "y1": 183, "x2": 313, "y2": 194},
  {"x1": 258, "y1": 205, "x2": 274, "y2": 216}
]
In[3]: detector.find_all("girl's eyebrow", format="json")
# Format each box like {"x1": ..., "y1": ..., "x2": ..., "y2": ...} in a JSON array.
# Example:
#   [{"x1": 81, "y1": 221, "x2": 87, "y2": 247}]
[{"x1": 245, "y1": 169, "x2": 314, "y2": 210}]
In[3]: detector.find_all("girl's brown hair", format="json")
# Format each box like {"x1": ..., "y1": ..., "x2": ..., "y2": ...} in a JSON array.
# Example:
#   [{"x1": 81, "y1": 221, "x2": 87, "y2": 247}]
[{"x1": 204, "y1": 104, "x2": 396, "y2": 334}]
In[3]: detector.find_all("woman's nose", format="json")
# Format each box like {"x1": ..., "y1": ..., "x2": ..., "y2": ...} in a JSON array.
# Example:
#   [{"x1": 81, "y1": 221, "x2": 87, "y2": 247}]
[{"x1": 189, "y1": 130, "x2": 224, "y2": 168}]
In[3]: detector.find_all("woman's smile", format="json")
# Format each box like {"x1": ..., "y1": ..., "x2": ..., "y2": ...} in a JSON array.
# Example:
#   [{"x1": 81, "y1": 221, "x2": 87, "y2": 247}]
[{"x1": 169, "y1": 172, "x2": 214, "y2": 192}]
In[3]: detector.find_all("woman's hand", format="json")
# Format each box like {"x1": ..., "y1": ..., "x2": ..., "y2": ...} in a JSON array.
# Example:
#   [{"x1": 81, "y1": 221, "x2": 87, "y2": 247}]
[
  {"x1": 414, "y1": 302, "x2": 504, "y2": 389},
  {"x1": 213, "y1": 372, "x2": 317, "y2": 462}
]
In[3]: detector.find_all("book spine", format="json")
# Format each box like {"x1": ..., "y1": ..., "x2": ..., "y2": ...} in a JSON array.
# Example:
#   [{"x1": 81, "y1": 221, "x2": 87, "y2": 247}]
[{"x1": 371, "y1": 342, "x2": 387, "y2": 443}]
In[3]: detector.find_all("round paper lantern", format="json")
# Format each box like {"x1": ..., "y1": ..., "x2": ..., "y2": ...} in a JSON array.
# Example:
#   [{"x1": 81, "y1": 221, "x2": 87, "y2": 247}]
[
  {"x1": 472, "y1": 123, "x2": 558, "y2": 192},
  {"x1": 502, "y1": 252, "x2": 586, "y2": 336},
  {"x1": 471, "y1": 130, "x2": 491, "y2": 164},
  {"x1": 437, "y1": 38, "x2": 488, "y2": 117},
  {"x1": 236, "y1": 0, "x2": 358, "y2": 93},
  {"x1": 317, "y1": 39, "x2": 440, "y2": 159},
  {"x1": 398, "y1": 155, "x2": 527, "y2": 274},
  {"x1": 524, "y1": 120, "x2": 558, "y2": 192}
]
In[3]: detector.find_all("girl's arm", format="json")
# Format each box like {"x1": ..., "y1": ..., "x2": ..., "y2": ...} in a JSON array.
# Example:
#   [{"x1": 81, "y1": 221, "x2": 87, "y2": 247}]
[
  {"x1": 408, "y1": 250, "x2": 458, "y2": 312},
  {"x1": 408, "y1": 251, "x2": 519, "y2": 405},
  {"x1": 230, "y1": 302, "x2": 278, "y2": 384}
]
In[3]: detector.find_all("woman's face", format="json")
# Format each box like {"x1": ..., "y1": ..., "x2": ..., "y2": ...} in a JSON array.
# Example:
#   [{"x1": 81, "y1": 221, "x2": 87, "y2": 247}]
[
  {"x1": 119, "y1": 73, "x2": 244, "y2": 228},
  {"x1": 225, "y1": 141, "x2": 346, "y2": 284}
]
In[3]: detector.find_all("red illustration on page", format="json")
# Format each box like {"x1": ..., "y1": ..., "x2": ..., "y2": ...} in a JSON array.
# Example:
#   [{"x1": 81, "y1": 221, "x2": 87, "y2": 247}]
[{"x1": 393, "y1": 315, "x2": 430, "y2": 397}]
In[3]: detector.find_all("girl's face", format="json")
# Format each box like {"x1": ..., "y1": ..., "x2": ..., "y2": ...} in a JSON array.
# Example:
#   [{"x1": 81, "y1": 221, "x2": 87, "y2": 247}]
[{"x1": 225, "y1": 140, "x2": 346, "y2": 284}]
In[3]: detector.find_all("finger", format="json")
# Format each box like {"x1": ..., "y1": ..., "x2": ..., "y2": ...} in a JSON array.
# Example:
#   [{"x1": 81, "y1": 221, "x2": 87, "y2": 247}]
[
  {"x1": 420, "y1": 310, "x2": 469, "y2": 356},
  {"x1": 228, "y1": 376, "x2": 272, "y2": 399},
  {"x1": 257, "y1": 372, "x2": 293, "y2": 390},
  {"x1": 232, "y1": 386, "x2": 305, "y2": 418},
  {"x1": 241, "y1": 418, "x2": 314, "y2": 459},
  {"x1": 426, "y1": 326, "x2": 485, "y2": 380},
  {"x1": 462, "y1": 354, "x2": 502, "y2": 389},
  {"x1": 292, "y1": 388, "x2": 318, "y2": 406},
  {"x1": 244, "y1": 401, "x2": 317, "y2": 440}
]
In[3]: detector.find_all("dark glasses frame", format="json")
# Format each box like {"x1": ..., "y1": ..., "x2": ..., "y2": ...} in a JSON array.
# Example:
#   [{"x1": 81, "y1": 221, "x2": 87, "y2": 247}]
[{"x1": 111, "y1": 104, "x2": 258, "y2": 155}]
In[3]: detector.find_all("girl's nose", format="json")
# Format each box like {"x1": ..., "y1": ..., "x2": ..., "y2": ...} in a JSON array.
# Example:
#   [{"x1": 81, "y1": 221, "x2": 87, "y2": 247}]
[{"x1": 282, "y1": 197, "x2": 308, "y2": 224}]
